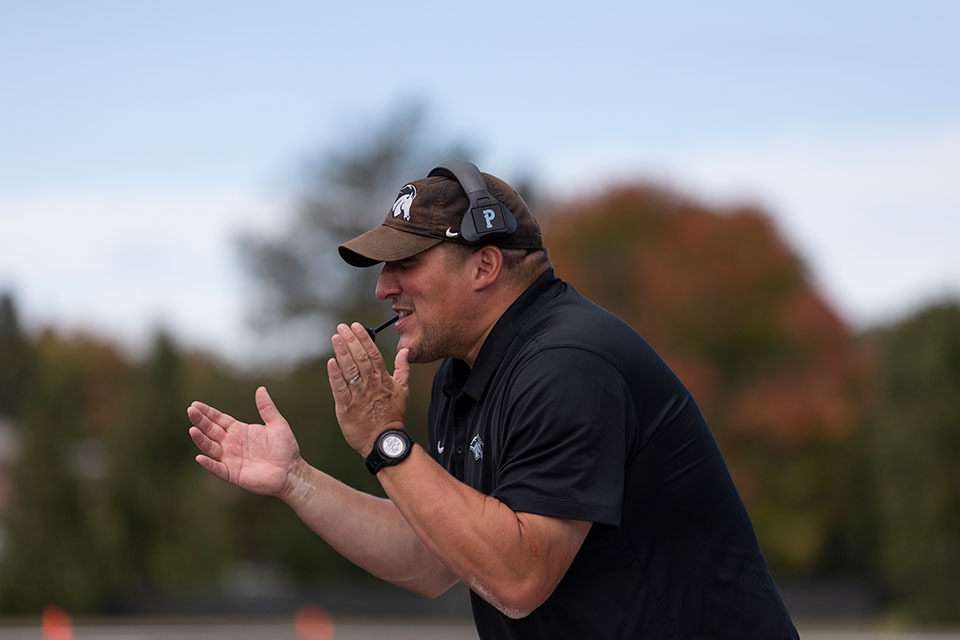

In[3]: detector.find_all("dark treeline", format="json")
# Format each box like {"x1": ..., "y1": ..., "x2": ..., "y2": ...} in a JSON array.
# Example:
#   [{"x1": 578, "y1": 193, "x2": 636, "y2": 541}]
[
  {"x1": 0, "y1": 112, "x2": 957, "y2": 622},
  {"x1": 0, "y1": 309, "x2": 393, "y2": 612}
]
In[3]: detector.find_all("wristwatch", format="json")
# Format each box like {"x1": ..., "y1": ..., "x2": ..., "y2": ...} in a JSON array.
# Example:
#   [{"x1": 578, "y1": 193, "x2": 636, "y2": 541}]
[{"x1": 365, "y1": 428, "x2": 413, "y2": 475}]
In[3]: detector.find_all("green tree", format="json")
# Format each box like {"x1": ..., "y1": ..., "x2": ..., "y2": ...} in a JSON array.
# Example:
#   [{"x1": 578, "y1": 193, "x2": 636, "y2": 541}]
[
  {"x1": 0, "y1": 331, "x2": 123, "y2": 612},
  {"x1": 0, "y1": 292, "x2": 35, "y2": 419},
  {"x1": 868, "y1": 302, "x2": 960, "y2": 622},
  {"x1": 107, "y1": 332, "x2": 231, "y2": 592}
]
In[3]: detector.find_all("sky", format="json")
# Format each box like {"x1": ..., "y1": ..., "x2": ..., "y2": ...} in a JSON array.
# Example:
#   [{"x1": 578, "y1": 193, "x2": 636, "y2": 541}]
[{"x1": 2, "y1": 1, "x2": 958, "y2": 367}]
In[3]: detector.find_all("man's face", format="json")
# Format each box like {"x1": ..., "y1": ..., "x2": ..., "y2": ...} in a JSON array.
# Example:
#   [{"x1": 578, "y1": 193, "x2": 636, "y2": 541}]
[{"x1": 375, "y1": 244, "x2": 472, "y2": 363}]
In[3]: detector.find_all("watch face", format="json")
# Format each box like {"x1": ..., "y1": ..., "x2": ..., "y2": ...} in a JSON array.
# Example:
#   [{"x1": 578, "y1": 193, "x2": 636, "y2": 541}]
[{"x1": 381, "y1": 433, "x2": 407, "y2": 458}]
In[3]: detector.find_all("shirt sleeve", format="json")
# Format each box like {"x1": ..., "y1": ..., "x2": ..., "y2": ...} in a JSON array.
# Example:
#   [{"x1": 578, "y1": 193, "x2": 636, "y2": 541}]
[{"x1": 491, "y1": 347, "x2": 631, "y2": 526}]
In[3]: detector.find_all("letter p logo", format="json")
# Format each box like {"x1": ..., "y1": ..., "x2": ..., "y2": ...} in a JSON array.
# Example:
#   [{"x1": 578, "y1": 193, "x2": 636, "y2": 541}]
[
  {"x1": 469, "y1": 204, "x2": 507, "y2": 237},
  {"x1": 482, "y1": 209, "x2": 496, "y2": 229}
]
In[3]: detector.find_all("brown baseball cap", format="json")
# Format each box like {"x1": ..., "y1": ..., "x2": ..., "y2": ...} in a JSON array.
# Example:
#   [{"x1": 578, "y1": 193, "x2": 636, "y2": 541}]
[{"x1": 338, "y1": 169, "x2": 543, "y2": 267}]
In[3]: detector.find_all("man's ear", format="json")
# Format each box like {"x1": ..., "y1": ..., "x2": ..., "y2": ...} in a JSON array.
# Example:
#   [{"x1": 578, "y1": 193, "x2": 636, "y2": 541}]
[{"x1": 471, "y1": 245, "x2": 503, "y2": 291}]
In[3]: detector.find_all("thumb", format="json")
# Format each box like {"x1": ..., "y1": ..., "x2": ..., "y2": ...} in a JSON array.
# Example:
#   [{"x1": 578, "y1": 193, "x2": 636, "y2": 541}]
[
  {"x1": 256, "y1": 386, "x2": 285, "y2": 425},
  {"x1": 394, "y1": 348, "x2": 411, "y2": 390}
]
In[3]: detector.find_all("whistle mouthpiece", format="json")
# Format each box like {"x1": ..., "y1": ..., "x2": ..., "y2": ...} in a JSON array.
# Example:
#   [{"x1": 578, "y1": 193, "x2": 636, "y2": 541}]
[{"x1": 366, "y1": 314, "x2": 399, "y2": 342}]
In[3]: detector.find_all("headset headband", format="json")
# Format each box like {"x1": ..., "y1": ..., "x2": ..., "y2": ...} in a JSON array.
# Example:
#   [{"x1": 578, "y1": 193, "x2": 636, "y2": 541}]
[{"x1": 428, "y1": 160, "x2": 519, "y2": 243}]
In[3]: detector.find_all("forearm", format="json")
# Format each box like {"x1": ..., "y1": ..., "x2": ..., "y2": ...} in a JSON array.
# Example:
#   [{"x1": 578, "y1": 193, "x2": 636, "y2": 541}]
[
  {"x1": 280, "y1": 457, "x2": 458, "y2": 597},
  {"x1": 323, "y1": 326, "x2": 587, "y2": 615},
  {"x1": 376, "y1": 445, "x2": 585, "y2": 618}
]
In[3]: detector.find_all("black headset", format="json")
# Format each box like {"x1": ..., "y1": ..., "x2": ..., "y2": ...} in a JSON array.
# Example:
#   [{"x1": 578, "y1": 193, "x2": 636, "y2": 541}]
[{"x1": 428, "y1": 160, "x2": 519, "y2": 243}]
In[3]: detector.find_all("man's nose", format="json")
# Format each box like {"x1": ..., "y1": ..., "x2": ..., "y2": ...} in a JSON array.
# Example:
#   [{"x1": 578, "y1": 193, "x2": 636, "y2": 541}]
[{"x1": 375, "y1": 264, "x2": 399, "y2": 300}]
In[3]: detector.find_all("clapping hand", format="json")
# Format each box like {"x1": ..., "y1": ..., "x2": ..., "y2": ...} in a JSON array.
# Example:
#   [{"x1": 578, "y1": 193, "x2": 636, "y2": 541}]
[
  {"x1": 327, "y1": 322, "x2": 410, "y2": 457},
  {"x1": 187, "y1": 387, "x2": 301, "y2": 497}
]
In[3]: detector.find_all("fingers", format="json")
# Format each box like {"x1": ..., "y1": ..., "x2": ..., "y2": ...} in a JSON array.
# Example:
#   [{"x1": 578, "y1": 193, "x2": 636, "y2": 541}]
[
  {"x1": 353, "y1": 321, "x2": 386, "y2": 371},
  {"x1": 331, "y1": 322, "x2": 383, "y2": 387},
  {"x1": 195, "y1": 454, "x2": 230, "y2": 483},
  {"x1": 394, "y1": 348, "x2": 410, "y2": 389},
  {"x1": 330, "y1": 327, "x2": 360, "y2": 387},
  {"x1": 327, "y1": 356, "x2": 351, "y2": 403},
  {"x1": 189, "y1": 425, "x2": 220, "y2": 454},
  {"x1": 187, "y1": 403, "x2": 228, "y2": 440},
  {"x1": 188, "y1": 400, "x2": 240, "y2": 432},
  {"x1": 255, "y1": 386, "x2": 285, "y2": 425},
  {"x1": 190, "y1": 420, "x2": 228, "y2": 482}
]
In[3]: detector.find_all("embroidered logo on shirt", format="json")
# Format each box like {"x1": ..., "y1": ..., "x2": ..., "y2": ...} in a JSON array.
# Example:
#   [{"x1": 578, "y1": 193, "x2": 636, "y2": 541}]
[
  {"x1": 470, "y1": 434, "x2": 484, "y2": 461},
  {"x1": 437, "y1": 441, "x2": 445, "y2": 455}
]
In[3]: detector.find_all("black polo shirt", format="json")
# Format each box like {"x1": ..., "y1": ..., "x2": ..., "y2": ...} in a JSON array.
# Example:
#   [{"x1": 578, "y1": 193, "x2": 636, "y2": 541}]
[{"x1": 427, "y1": 270, "x2": 798, "y2": 639}]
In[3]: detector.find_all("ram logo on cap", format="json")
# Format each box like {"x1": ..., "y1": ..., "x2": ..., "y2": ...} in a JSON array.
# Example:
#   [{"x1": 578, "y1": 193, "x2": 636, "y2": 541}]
[{"x1": 391, "y1": 184, "x2": 416, "y2": 221}]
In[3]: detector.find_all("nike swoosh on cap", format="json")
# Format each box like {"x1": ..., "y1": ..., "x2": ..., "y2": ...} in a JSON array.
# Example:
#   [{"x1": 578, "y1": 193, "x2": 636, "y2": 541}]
[{"x1": 445, "y1": 228, "x2": 459, "y2": 238}]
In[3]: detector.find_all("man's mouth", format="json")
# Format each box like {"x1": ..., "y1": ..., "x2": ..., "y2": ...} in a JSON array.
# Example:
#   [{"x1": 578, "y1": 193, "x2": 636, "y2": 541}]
[{"x1": 394, "y1": 307, "x2": 414, "y2": 330}]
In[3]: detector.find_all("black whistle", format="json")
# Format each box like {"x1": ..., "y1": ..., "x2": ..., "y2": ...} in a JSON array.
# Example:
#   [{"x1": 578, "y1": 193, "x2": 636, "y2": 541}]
[{"x1": 365, "y1": 315, "x2": 399, "y2": 342}]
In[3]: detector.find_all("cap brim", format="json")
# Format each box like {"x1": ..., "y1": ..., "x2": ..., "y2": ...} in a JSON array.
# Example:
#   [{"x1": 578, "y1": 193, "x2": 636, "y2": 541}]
[{"x1": 338, "y1": 225, "x2": 444, "y2": 267}]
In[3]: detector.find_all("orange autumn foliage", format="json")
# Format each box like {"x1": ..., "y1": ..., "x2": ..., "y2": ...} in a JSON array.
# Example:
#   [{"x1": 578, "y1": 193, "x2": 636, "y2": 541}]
[
  {"x1": 544, "y1": 184, "x2": 868, "y2": 450},
  {"x1": 543, "y1": 183, "x2": 876, "y2": 573}
]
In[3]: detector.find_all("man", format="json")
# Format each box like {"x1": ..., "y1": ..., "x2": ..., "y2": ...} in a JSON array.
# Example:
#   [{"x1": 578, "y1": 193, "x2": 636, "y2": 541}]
[{"x1": 187, "y1": 161, "x2": 799, "y2": 638}]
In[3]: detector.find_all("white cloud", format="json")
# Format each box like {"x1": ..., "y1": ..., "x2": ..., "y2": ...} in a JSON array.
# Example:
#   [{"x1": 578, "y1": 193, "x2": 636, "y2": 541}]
[
  {"x1": 0, "y1": 185, "x2": 287, "y2": 362},
  {"x1": 541, "y1": 120, "x2": 960, "y2": 328}
]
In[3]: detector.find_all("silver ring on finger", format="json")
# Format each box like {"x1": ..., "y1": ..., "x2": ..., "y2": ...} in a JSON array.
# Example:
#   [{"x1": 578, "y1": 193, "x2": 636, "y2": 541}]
[{"x1": 347, "y1": 374, "x2": 361, "y2": 385}]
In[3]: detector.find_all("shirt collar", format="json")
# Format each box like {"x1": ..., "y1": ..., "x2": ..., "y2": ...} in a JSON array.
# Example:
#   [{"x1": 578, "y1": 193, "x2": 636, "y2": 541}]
[{"x1": 445, "y1": 268, "x2": 560, "y2": 402}]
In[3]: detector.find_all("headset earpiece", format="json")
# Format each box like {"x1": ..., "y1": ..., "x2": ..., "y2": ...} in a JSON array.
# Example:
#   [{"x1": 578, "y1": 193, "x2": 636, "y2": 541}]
[{"x1": 428, "y1": 160, "x2": 519, "y2": 243}]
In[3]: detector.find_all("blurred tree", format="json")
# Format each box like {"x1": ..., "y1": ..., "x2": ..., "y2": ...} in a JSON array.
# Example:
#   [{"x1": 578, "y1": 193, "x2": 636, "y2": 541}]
[
  {"x1": 544, "y1": 185, "x2": 872, "y2": 575},
  {"x1": 237, "y1": 103, "x2": 472, "y2": 360},
  {"x1": 0, "y1": 292, "x2": 35, "y2": 419},
  {"x1": 231, "y1": 358, "x2": 380, "y2": 583},
  {"x1": 106, "y1": 332, "x2": 231, "y2": 593},
  {"x1": 0, "y1": 331, "x2": 129, "y2": 612},
  {"x1": 867, "y1": 302, "x2": 960, "y2": 622}
]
